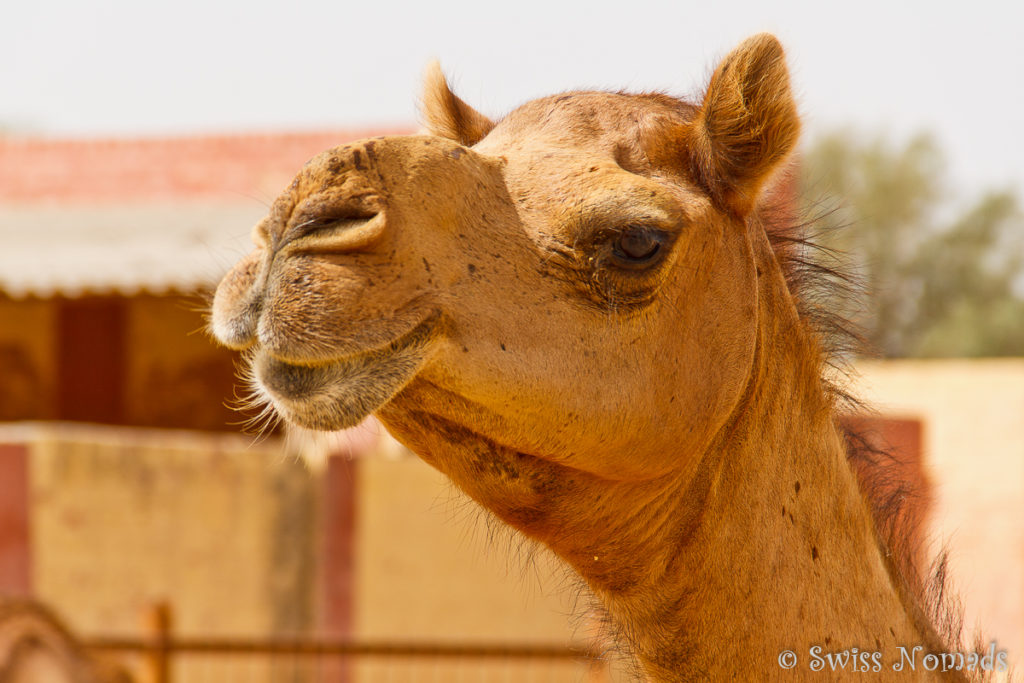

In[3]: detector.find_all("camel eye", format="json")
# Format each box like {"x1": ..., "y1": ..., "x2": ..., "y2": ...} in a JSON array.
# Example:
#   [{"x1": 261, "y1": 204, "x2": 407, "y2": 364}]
[{"x1": 611, "y1": 228, "x2": 664, "y2": 268}]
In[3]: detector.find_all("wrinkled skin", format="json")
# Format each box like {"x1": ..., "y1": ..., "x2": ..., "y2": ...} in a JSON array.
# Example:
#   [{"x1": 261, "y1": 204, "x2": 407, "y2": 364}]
[{"x1": 212, "y1": 35, "x2": 956, "y2": 682}]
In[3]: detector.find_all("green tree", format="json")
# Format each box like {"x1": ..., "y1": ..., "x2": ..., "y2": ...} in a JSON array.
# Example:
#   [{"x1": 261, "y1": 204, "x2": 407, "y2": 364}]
[{"x1": 798, "y1": 130, "x2": 1024, "y2": 358}]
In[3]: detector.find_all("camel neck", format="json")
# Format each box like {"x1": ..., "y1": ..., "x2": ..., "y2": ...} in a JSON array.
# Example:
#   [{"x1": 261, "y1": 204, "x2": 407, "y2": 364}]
[
  {"x1": 590, "y1": 240, "x2": 944, "y2": 681},
  {"x1": 378, "y1": 230, "x2": 951, "y2": 681}
]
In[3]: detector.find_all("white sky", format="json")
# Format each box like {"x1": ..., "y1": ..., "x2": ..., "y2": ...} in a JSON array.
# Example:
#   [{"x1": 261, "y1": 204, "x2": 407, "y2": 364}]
[{"x1": 3, "y1": 0, "x2": 1023, "y2": 199}]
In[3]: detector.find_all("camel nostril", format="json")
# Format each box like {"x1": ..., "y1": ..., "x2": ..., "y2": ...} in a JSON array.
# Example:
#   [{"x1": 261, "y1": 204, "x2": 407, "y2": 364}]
[
  {"x1": 293, "y1": 209, "x2": 380, "y2": 240},
  {"x1": 283, "y1": 211, "x2": 386, "y2": 254}
]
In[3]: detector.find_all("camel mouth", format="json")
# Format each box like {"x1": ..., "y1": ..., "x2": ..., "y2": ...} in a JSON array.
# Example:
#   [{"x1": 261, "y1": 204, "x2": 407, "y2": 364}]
[{"x1": 252, "y1": 311, "x2": 442, "y2": 431}]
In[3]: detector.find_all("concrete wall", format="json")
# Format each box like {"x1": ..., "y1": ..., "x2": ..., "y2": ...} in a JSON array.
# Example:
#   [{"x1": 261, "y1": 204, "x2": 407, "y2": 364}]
[
  {"x1": 350, "y1": 452, "x2": 607, "y2": 682},
  {"x1": 0, "y1": 424, "x2": 314, "y2": 682},
  {"x1": 353, "y1": 454, "x2": 580, "y2": 644},
  {"x1": 5, "y1": 425, "x2": 309, "y2": 639},
  {"x1": 1, "y1": 423, "x2": 597, "y2": 681}
]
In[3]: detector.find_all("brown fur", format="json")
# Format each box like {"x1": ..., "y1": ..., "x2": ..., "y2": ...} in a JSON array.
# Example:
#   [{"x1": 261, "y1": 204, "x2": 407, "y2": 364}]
[{"x1": 211, "y1": 35, "x2": 988, "y2": 681}]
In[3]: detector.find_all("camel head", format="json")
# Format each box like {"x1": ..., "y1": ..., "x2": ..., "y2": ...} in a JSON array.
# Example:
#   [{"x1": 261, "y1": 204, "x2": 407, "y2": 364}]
[
  {"x1": 211, "y1": 32, "x2": 799, "y2": 493},
  {"x1": 212, "y1": 37, "x2": 978, "y2": 681}
]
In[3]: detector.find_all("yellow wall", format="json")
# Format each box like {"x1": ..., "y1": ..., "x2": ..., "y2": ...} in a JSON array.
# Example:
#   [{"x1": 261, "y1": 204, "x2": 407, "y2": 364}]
[
  {"x1": 353, "y1": 452, "x2": 581, "y2": 644},
  {"x1": 351, "y1": 446, "x2": 619, "y2": 681},
  {"x1": 2, "y1": 424, "x2": 313, "y2": 682},
  {"x1": 17, "y1": 424, "x2": 308, "y2": 639}
]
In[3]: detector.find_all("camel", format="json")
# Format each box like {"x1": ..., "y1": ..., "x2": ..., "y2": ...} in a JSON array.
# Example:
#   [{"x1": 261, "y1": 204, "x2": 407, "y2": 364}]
[
  {"x1": 210, "y1": 35, "x2": 991, "y2": 680},
  {"x1": 0, "y1": 599, "x2": 133, "y2": 683}
]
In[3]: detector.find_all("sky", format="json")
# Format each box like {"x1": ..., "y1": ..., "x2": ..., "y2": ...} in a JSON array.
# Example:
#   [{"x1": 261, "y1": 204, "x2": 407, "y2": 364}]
[{"x1": 3, "y1": 0, "x2": 1023, "y2": 200}]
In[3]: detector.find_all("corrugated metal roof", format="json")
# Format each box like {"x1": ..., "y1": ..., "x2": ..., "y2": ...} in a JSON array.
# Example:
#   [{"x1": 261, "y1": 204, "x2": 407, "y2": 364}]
[
  {"x1": 0, "y1": 202, "x2": 265, "y2": 298},
  {"x1": 0, "y1": 128, "x2": 408, "y2": 298}
]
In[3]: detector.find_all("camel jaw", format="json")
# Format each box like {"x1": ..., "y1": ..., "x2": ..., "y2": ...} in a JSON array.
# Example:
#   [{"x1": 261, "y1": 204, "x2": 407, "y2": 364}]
[{"x1": 251, "y1": 312, "x2": 442, "y2": 431}]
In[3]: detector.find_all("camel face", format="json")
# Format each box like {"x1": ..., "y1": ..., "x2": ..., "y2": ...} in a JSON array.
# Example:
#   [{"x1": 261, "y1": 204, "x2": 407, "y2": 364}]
[{"x1": 212, "y1": 35, "x2": 795, "y2": 483}]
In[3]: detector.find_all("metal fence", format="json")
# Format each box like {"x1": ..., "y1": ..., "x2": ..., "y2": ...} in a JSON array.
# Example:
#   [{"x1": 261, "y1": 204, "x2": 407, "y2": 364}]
[
  {"x1": 85, "y1": 639, "x2": 611, "y2": 683},
  {"x1": 82, "y1": 606, "x2": 614, "y2": 683}
]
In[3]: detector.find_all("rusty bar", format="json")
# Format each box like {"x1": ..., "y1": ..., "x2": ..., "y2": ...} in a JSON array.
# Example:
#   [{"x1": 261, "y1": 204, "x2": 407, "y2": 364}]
[
  {"x1": 84, "y1": 636, "x2": 603, "y2": 660},
  {"x1": 141, "y1": 602, "x2": 172, "y2": 683}
]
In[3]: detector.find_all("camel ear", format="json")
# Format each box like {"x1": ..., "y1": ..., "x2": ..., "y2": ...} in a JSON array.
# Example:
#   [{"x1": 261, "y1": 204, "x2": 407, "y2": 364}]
[
  {"x1": 420, "y1": 62, "x2": 495, "y2": 146},
  {"x1": 685, "y1": 34, "x2": 800, "y2": 216}
]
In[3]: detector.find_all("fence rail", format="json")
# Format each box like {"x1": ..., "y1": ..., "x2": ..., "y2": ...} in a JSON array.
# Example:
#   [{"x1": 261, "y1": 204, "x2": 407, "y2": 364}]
[
  {"x1": 79, "y1": 606, "x2": 612, "y2": 683},
  {"x1": 1, "y1": 600, "x2": 613, "y2": 683},
  {"x1": 86, "y1": 637, "x2": 604, "y2": 658}
]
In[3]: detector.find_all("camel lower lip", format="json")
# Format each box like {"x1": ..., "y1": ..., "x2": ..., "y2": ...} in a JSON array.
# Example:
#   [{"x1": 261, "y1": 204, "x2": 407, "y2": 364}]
[{"x1": 253, "y1": 312, "x2": 440, "y2": 430}]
